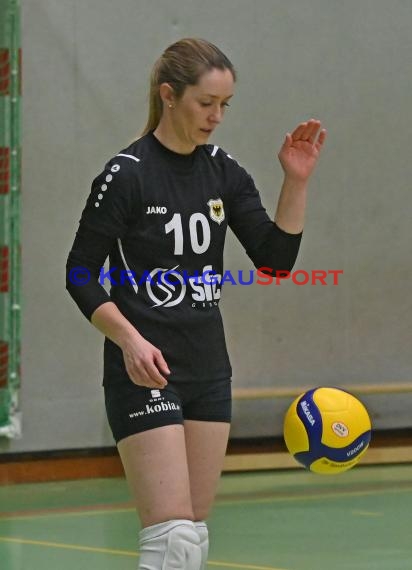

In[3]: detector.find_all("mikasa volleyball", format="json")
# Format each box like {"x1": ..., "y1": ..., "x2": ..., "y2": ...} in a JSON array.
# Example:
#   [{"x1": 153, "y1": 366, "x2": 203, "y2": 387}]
[{"x1": 283, "y1": 387, "x2": 372, "y2": 474}]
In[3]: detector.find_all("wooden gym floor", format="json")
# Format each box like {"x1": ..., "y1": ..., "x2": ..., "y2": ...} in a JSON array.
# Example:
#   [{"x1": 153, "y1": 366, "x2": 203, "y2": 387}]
[{"x1": 1, "y1": 463, "x2": 411, "y2": 570}]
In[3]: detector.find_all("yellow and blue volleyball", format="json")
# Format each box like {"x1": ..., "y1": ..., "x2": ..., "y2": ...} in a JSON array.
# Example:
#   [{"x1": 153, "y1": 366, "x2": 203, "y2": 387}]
[{"x1": 283, "y1": 387, "x2": 372, "y2": 474}]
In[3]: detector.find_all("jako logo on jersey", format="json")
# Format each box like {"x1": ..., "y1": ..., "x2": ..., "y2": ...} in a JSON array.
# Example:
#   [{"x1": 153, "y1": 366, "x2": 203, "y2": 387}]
[
  {"x1": 146, "y1": 206, "x2": 168, "y2": 214},
  {"x1": 207, "y1": 199, "x2": 225, "y2": 225}
]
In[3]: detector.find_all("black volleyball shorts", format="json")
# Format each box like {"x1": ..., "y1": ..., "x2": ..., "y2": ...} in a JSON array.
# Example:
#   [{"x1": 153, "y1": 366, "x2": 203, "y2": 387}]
[{"x1": 104, "y1": 378, "x2": 232, "y2": 443}]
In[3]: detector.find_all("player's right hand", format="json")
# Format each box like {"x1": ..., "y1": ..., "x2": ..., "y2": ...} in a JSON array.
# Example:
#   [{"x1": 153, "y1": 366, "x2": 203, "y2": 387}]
[{"x1": 121, "y1": 334, "x2": 170, "y2": 388}]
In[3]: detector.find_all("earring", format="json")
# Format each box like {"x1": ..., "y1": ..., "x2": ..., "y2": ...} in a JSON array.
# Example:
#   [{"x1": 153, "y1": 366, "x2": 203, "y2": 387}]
[{"x1": 168, "y1": 104, "x2": 173, "y2": 109}]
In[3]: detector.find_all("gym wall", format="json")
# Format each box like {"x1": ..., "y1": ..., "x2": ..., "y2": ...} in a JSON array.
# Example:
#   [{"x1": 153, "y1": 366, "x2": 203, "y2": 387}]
[{"x1": 1, "y1": 0, "x2": 411, "y2": 452}]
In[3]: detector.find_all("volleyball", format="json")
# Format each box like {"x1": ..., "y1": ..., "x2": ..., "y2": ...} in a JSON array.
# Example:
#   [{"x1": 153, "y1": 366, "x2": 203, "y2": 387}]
[{"x1": 283, "y1": 387, "x2": 372, "y2": 474}]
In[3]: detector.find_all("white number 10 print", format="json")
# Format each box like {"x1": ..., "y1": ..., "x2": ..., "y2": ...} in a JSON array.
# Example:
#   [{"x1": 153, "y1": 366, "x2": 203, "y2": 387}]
[{"x1": 165, "y1": 213, "x2": 211, "y2": 255}]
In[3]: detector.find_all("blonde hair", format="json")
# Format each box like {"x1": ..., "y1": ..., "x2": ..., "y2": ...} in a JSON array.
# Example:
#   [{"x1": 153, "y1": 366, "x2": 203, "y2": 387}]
[{"x1": 141, "y1": 38, "x2": 236, "y2": 136}]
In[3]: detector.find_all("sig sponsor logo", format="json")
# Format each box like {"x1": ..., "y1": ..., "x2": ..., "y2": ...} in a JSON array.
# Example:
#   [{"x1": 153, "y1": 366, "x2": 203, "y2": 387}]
[
  {"x1": 144, "y1": 264, "x2": 222, "y2": 309},
  {"x1": 300, "y1": 400, "x2": 315, "y2": 426},
  {"x1": 188, "y1": 264, "x2": 221, "y2": 308}
]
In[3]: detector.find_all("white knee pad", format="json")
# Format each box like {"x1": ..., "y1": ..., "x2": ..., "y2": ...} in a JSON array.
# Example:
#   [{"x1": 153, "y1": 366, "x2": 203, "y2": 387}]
[
  {"x1": 194, "y1": 521, "x2": 209, "y2": 570},
  {"x1": 138, "y1": 519, "x2": 201, "y2": 570}
]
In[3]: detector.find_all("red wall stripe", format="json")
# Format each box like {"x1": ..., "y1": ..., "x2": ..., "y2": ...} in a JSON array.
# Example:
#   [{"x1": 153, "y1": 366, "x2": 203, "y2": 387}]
[
  {"x1": 0, "y1": 341, "x2": 8, "y2": 388},
  {"x1": 0, "y1": 148, "x2": 10, "y2": 194},
  {"x1": 0, "y1": 49, "x2": 10, "y2": 95},
  {"x1": 0, "y1": 246, "x2": 9, "y2": 293}
]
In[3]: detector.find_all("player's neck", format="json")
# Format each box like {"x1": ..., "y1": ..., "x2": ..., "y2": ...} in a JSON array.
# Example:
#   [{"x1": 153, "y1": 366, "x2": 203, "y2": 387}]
[{"x1": 153, "y1": 124, "x2": 196, "y2": 156}]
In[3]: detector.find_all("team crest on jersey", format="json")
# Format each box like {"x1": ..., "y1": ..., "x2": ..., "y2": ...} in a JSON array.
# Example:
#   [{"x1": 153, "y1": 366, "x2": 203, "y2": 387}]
[{"x1": 207, "y1": 199, "x2": 225, "y2": 225}]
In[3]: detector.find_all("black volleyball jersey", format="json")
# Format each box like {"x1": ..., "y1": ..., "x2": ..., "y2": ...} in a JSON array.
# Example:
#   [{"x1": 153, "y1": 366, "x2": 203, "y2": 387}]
[{"x1": 66, "y1": 132, "x2": 302, "y2": 385}]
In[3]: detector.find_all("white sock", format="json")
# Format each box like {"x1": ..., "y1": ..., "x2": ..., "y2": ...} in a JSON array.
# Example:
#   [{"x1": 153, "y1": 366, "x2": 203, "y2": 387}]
[{"x1": 138, "y1": 519, "x2": 201, "y2": 570}]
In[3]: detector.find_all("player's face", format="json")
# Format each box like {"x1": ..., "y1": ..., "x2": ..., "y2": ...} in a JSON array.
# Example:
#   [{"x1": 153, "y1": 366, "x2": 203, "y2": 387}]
[{"x1": 173, "y1": 68, "x2": 234, "y2": 151}]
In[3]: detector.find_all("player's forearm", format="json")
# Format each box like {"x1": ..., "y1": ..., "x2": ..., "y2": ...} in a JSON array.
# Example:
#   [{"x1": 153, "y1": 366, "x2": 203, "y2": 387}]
[
  {"x1": 91, "y1": 302, "x2": 142, "y2": 349},
  {"x1": 274, "y1": 177, "x2": 307, "y2": 234}
]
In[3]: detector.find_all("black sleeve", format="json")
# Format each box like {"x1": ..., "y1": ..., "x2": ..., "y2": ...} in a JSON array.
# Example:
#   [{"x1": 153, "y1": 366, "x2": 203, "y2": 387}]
[
  {"x1": 226, "y1": 161, "x2": 302, "y2": 272},
  {"x1": 78, "y1": 159, "x2": 138, "y2": 237},
  {"x1": 66, "y1": 226, "x2": 115, "y2": 321},
  {"x1": 66, "y1": 159, "x2": 139, "y2": 320}
]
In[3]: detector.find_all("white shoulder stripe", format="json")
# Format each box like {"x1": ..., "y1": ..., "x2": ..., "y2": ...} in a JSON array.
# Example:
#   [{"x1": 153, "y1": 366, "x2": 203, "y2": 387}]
[
  {"x1": 116, "y1": 153, "x2": 140, "y2": 163},
  {"x1": 211, "y1": 145, "x2": 219, "y2": 157}
]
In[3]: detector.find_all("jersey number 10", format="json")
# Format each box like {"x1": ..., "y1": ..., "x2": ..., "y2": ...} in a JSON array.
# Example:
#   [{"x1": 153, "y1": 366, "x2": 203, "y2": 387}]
[{"x1": 165, "y1": 213, "x2": 211, "y2": 255}]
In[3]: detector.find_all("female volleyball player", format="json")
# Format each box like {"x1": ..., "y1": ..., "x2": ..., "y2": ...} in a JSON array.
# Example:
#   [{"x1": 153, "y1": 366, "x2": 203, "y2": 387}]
[{"x1": 66, "y1": 38, "x2": 326, "y2": 569}]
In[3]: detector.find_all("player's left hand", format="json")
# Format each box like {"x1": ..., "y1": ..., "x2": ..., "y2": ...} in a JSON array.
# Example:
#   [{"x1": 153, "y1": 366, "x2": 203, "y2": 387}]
[{"x1": 278, "y1": 119, "x2": 327, "y2": 183}]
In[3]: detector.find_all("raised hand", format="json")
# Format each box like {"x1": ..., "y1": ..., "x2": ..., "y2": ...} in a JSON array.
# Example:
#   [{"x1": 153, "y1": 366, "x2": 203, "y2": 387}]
[{"x1": 278, "y1": 119, "x2": 326, "y2": 184}]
